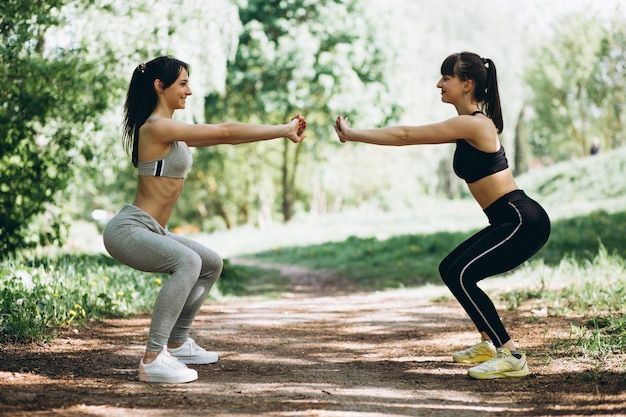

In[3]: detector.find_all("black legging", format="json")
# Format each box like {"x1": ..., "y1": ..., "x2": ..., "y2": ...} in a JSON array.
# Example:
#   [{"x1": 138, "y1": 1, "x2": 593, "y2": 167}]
[{"x1": 439, "y1": 190, "x2": 550, "y2": 347}]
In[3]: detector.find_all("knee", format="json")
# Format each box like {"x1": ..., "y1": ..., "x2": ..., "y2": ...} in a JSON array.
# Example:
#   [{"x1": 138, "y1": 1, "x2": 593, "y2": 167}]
[
  {"x1": 178, "y1": 251, "x2": 203, "y2": 278},
  {"x1": 439, "y1": 262, "x2": 462, "y2": 291},
  {"x1": 439, "y1": 261, "x2": 452, "y2": 285},
  {"x1": 200, "y1": 252, "x2": 224, "y2": 280}
]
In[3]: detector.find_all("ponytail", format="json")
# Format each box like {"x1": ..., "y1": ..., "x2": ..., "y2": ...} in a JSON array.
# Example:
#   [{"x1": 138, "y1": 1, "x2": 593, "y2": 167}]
[
  {"x1": 481, "y1": 58, "x2": 503, "y2": 134},
  {"x1": 122, "y1": 56, "x2": 190, "y2": 166},
  {"x1": 440, "y1": 52, "x2": 503, "y2": 133}
]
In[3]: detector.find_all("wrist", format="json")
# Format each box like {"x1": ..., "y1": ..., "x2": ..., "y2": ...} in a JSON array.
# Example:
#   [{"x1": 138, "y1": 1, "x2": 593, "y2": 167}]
[{"x1": 342, "y1": 128, "x2": 352, "y2": 143}]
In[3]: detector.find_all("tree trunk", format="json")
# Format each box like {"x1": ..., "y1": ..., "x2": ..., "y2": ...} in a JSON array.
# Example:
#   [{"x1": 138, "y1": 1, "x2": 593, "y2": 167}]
[
  {"x1": 513, "y1": 104, "x2": 530, "y2": 176},
  {"x1": 280, "y1": 138, "x2": 304, "y2": 223}
]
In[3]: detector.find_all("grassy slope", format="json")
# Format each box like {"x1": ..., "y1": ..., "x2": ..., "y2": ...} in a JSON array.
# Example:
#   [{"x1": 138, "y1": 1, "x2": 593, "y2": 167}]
[{"x1": 518, "y1": 146, "x2": 626, "y2": 216}]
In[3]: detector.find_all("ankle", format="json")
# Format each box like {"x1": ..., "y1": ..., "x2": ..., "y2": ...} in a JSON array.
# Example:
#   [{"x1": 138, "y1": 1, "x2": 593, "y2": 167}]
[
  {"x1": 143, "y1": 350, "x2": 160, "y2": 364},
  {"x1": 501, "y1": 341, "x2": 517, "y2": 352}
]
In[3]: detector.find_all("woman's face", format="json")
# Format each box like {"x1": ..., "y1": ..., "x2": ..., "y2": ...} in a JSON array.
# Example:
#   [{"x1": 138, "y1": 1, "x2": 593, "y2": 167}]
[
  {"x1": 162, "y1": 68, "x2": 192, "y2": 110},
  {"x1": 437, "y1": 73, "x2": 465, "y2": 104}
]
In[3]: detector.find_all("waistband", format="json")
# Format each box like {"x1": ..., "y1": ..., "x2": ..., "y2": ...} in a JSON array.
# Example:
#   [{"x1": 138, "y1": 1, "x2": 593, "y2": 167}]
[
  {"x1": 483, "y1": 190, "x2": 528, "y2": 221},
  {"x1": 115, "y1": 204, "x2": 167, "y2": 234}
]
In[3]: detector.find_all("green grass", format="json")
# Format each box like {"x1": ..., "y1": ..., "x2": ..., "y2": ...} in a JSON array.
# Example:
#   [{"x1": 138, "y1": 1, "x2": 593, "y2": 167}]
[
  {"x1": 0, "y1": 255, "x2": 265, "y2": 343},
  {"x1": 250, "y1": 232, "x2": 469, "y2": 289},
  {"x1": 537, "y1": 210, "x2": 626, "y2": 263},
  {"x1": 249, "y1": 209, "x2": 626, "y2": 289},
  {"x1": 498, "y1": 246, "x2": 626, "y2": 357},
  {"x1": 518, "y1": 146, "x2": 626, "y2": 204}
]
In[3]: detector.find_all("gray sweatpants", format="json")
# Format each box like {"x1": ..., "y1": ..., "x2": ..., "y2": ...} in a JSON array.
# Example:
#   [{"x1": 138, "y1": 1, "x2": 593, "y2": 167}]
[{"x1": 103, "y1": 204, "x2": 223, "y2": 352}]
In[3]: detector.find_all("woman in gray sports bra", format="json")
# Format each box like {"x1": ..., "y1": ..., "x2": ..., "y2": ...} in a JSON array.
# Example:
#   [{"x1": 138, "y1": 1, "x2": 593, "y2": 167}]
[
  {"x1": 103, "y1": 56, "x2": 307, "y2": 384},
  {"x1": 334, "y1": 52, "x2": 550, "y2": 380}
]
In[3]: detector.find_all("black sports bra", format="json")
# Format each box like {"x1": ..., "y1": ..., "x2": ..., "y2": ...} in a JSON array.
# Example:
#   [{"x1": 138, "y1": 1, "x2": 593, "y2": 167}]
[{"x1": 453, "y1": 111, "x2": 509, "y2": 184}]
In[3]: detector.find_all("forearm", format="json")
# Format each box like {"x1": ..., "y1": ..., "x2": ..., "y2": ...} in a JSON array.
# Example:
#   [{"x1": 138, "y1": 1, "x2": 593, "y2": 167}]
[
  {"x1": 218, "y1": 122, "x2": 291, "y2": 145},
  {"x1": 186, "y1": 122, "x2": 291, "y2": 147},
  {"x1": 344, "y1": 126, "x2": 411, "y2": 146}
]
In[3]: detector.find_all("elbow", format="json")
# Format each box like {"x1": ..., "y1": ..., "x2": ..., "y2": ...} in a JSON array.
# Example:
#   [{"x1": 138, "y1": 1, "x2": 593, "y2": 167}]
[
  {"x1": 219, "y1": 123, "x2": 235, "y2": 140},
  {"x1": 217, "y1": 122, "x2": 243, "y2": 145},
  {"x1": 397, "y1": 127, "x2": 411, "y2": 146}
]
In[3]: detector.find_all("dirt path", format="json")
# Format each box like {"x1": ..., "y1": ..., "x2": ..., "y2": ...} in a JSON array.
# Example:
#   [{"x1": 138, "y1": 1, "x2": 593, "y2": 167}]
[{"x1": 1, "y1": 260, "x2": 624, "y2": 417}]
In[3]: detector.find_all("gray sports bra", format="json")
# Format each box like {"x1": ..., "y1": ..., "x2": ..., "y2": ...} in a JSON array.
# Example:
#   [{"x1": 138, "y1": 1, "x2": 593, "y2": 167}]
[{"x1": 137, "y1": 116, "x2": 193, "y2": 178}]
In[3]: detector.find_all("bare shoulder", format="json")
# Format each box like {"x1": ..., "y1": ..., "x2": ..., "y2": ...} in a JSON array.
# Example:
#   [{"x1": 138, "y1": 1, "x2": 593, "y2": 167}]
[
  {"x1": 141, "y1": 117, "x2": 191, "y2": 144},
  {"x1": 461, "y1": 114, "x2": 500, "y2": 151}
]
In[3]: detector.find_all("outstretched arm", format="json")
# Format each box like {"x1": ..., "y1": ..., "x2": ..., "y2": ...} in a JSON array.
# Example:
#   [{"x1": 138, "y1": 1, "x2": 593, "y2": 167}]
[
  {"x1": 150, "y1": 115, "x2": 307, "y2": 147},
  {"x1": 334, "y1": 115, "x2": 479, "y2": 146}
]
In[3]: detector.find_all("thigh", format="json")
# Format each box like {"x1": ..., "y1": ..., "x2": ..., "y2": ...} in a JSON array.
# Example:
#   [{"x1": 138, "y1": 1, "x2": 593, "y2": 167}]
[
  {"x1": 166, "y1": 233, "x2": 223, "y2": 271},
  {"x1": 448, "y1": 222, "x2": 531, "y2": 283},
  {"x1": 440, "y1": 227, "x2": 492, "y2": 276},
  {"x1": 106, "y1": 224, "x2": 199, "y2": 274}
]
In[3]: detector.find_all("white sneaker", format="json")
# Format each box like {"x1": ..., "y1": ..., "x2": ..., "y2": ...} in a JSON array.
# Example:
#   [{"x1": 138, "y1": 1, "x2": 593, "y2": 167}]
[
  {"x1": 138, "y1": 347, "x2": 198, "y2": 383},
  {"x1": 168, "y1": 337, "x2": 218, "y2": 364}
]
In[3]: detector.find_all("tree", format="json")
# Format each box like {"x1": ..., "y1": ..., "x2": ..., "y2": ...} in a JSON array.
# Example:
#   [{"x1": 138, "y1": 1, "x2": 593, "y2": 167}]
[
  {"x1": 524, "y1": 13, "x2": 626, "y2": 161},
  {"x1": 195, "y1": 0, "x2": 400, "y2": 227},
  {"x1": 0, "y1": 0, "x2": 111, "y2": 256},
  {"x1": 588, "y1": 18, "x2": 626, "y2": 152}
]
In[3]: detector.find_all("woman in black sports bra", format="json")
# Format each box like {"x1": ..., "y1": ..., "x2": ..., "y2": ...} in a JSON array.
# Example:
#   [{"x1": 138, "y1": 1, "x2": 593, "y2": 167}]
[{"x1": 334, "y1": 51, "x2": 550, "y2": 380}]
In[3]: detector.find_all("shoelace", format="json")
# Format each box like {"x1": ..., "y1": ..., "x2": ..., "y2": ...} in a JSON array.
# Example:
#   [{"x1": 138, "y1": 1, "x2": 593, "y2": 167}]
[
  {"x1": 157, "y1": 350, "x2": 188, "y2": 369},
  {"x1": 464, "y1": 343, "x2": 490, "y2": 355},
  {"x1": 481, "y1": 348, "x2": 511, "y2": 365},
  {"x1": 186, "y1": 338, "x2": 205, "y2": 353}
]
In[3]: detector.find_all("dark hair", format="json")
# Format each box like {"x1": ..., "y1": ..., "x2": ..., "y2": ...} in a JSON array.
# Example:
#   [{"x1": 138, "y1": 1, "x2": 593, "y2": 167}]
[
  {"x1": 440, "y1": 52, "x2": 503, "y2": 133},
  {"x1": 122, "y1": 56, "x2": 191, "y2": 166}
]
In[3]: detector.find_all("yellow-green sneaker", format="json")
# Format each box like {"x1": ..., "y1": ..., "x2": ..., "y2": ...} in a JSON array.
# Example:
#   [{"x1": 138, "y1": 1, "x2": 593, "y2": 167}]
[
  {"x1": 467, "y1": 347, "x2": 530, "y2": 379},
  {"x1": 452, "y1": 340, "x2": 497, "y2": 363}
]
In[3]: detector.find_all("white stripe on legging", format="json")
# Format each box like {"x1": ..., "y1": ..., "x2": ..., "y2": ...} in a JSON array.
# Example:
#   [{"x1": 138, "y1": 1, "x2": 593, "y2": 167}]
[{"x1": 459, "y1": 201, "x2": 522, "y2": 346}]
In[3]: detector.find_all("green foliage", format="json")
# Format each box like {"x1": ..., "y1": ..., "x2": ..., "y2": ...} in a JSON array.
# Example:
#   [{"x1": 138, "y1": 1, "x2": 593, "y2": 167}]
[
  {"x1": 0, "y1": 253, "x2": 281, "y2": 342},
  {"x1": 524, "y1": 13, "x2": 626, "y2": 160},
  {"x1": 589, "y1": 21, "x2": 626, "y2": 150},
  {"x1": 0, "y1": 254, "x2": 162, "y2": 342},
  {"x1": 0, "y1": 0, "x2": 112, "y2": 257},
  {"x1": 192, "y1": 0, "x2": 401, "y2": 228}
]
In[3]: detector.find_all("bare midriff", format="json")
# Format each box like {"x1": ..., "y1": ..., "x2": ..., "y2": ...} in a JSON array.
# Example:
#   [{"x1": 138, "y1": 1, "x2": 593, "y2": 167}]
[
  {"x1": 132, "y1": 176, "x2": 185, "y2": 227},
  {"x1": 467, "y1": 169, "x2": 519, "y2": 210}
]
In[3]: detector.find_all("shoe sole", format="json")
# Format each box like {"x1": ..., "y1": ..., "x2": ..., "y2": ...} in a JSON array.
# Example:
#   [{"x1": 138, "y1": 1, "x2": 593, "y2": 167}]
[
  {"x1": 176, "y1": 357, "x2": 218, "y2": 365},
  {"x1": 138, "y1": 368, "x2": 198, "y2": 383},
  {"x1": 468, "y1": 366, "x2": 530, "y2": 380},
  {"x1": 171, "y1": 353, "x2": 219, "y2": 365},
  {"x1": 453, "y1": 354, "x2": 496, "y2": 364}
]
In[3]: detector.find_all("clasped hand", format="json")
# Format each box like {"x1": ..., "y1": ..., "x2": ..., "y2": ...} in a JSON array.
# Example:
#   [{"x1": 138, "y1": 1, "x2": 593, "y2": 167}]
[{"x1": 288, "y1": 114, "x2": 350, "y2": 143}]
